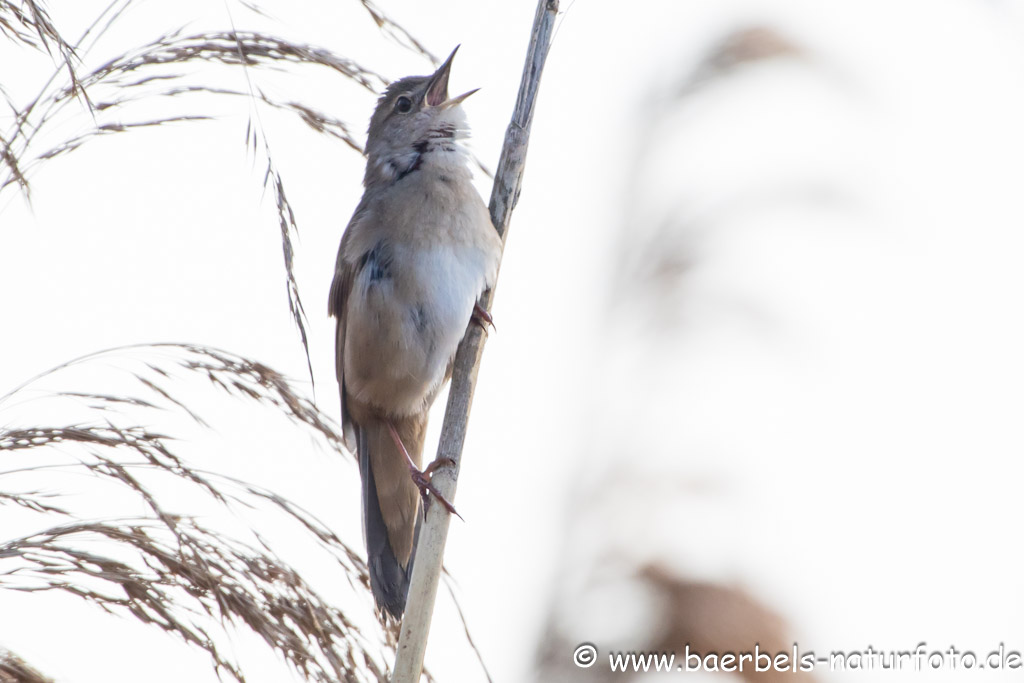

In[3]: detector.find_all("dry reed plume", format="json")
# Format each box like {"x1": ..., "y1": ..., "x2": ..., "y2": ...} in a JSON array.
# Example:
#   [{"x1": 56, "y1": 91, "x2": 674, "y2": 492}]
[
  {"x1": 0, "y1": 344, "x2": 396, "y2": 680},
  {"x1": 0, "y1": 0, "x2": 427, "y2": 384}
]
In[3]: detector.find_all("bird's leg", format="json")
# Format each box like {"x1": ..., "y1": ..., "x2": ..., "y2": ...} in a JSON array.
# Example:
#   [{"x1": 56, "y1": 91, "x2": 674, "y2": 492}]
[
  {"x1": 386, "y1": 421, "x2": 461, "y2": 519},
  {"x1": 471, "y1": 301, "x2": 495, "y2": 332}
]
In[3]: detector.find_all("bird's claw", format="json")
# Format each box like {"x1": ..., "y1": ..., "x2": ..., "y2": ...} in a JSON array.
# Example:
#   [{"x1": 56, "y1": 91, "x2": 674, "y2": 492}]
[
  {"x1": 408, "y1": 458, "x2": 461, "y2": 519},
  {"x1": 472, "y1": 302, "x2": 495, "y2": 332},
  {"x1": 388, "y1": 421, "x2": 462, "y2": 519}
]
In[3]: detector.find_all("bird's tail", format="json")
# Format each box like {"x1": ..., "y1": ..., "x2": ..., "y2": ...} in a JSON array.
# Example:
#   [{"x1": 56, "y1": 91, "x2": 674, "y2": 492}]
[{"x1": 357, "y1": 413, "x2": 427, "y2": 618}]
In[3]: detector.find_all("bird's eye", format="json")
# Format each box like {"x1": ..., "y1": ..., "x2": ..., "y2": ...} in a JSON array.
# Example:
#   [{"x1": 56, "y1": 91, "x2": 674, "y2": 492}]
[{"x1": 394, "y1": 96, "x2": 413, "y2": 113}]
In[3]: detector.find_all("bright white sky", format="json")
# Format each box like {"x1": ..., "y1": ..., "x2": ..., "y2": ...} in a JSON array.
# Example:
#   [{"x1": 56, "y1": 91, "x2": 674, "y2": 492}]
[{"x1": 4, "y1": 0, "x2": 1024, "y2": 681}]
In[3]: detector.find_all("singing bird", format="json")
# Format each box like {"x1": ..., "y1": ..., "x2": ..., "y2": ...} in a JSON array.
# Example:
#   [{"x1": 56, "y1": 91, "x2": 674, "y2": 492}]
[{"x1": 329, "y1": 47, "x2": 502, "y2": 618}]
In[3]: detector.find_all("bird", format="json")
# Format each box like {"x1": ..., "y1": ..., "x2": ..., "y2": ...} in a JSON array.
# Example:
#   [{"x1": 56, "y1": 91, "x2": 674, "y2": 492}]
[{"x1": 328, "y1": 46, "x2": 502, "y2": 619}]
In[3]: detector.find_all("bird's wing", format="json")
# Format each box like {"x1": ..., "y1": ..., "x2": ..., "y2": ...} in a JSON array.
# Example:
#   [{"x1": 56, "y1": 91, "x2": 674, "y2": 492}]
[{"x1": 328, "y1": 198, "x2": 371, "y2": 449}]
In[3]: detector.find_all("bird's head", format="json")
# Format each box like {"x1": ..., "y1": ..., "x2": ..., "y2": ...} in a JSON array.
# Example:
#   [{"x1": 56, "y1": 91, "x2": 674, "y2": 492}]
[{"x1": 364, "y1": 46, "x2": 478, "y2": 186}]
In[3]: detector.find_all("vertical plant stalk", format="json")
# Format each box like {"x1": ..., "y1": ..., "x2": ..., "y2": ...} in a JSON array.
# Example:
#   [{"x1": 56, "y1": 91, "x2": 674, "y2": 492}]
[{"x1": 390, "y1": 0, "x2": 559, "y2": 680}]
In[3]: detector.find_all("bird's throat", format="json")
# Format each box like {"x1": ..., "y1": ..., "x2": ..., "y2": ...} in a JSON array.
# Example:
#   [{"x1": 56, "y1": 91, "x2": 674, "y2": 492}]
[{"x1": 370, "y1": 131, "x2": 465, "y2": 187}]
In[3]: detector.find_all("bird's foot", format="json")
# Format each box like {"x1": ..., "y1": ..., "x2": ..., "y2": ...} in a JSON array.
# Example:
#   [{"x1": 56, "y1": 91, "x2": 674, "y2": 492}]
[
  {"x1": 408, "y1": 459, "x2": 461, "y2": 518},
  {"x1": 387, "y1": 421, "x2": 462, "y2": 519},
  {"x1": 471, "y1": 302, "x2": 495, "y2": 332}
]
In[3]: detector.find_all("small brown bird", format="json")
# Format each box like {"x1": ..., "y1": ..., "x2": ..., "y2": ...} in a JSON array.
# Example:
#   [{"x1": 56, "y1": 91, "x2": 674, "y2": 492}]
[{"x1": 329, "y1": 47, "x2": 501, "y2": 618}]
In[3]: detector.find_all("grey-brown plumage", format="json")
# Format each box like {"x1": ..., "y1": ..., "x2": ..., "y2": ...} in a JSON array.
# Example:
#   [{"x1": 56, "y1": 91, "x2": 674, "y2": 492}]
[{"x1": 328, "y1": 47, "x2": 501, "y2": 618}]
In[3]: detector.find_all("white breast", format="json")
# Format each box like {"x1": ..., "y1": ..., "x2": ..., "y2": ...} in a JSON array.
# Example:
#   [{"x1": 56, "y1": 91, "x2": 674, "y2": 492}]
[
  {"x1": 345, "y1": 233, "x2": 496, "y2": 417},
  {"x1": 399, "y1": 239, "x2": 494, "y2": 385}
]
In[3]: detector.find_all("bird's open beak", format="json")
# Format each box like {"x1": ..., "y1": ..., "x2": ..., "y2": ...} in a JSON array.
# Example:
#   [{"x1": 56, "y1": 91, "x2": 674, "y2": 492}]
[
  {"x1": 425, "y1": 45, "x2": 479, "y2": 109},
  {"x1": 441, "y1": 87, "x2": 480, "y2": 109}
]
